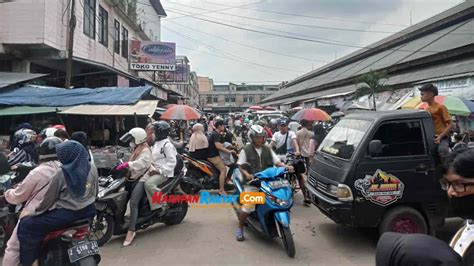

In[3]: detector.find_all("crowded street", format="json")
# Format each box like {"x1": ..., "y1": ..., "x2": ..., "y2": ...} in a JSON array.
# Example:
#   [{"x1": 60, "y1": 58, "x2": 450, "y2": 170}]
[{"x1": 1, "y1": 0, "x2": 473, "y2": 265}]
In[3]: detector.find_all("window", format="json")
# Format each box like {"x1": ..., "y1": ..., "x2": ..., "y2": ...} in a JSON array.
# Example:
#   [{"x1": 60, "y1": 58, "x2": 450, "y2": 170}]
[
  {"x1": 213, "y1": 96, "x2": 218, "y2": 103},
  {"x1": 83, "y1": 0, "x2": 96, "y2": 38},
  {"x1": 225, "y1": 96, "x2": 230, "y2": 103},
  {"x1": 231, "y1": 96, "x2": 236, "y2": 103},
  {"x1": 243, "y1": 97, "x2": 248, "y2": 103},
  {"x1": 207, "y1": 96, "x2": 212, "y2": 103},
  {"x1": 121, "y1": 27, "x2": 128, "y2": 58},
  {"x1": 113, "y1": 20, "x2": 120, "y2": 54},
  {"x1": 98, "y1": 6, "x2": 108, "y2": 46},
  {"x1": 248, "y1": 96, "x2": 254, "y2": 103},
  {"x1": 319, "y1": 119, "x2": 372, "y2": 160},
  {"x1": 371, "y1": 121, "x2": 426, "y2": 157}
]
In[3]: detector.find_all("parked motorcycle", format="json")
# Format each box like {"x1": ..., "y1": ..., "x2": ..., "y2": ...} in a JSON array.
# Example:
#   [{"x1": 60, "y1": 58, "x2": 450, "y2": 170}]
[
  {"x1": 180, "y1": 153, "x2": 235, "y2": 195},
  {"x1": 89, "y1": 167, "x2": 189, "y2": 246},
  {"x1": 232, "y1": 167, "x2": 295, "y2": 258}
]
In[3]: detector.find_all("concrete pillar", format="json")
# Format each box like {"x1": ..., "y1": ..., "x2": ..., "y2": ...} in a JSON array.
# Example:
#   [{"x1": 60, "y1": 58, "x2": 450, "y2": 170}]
[{"x1": 11, "y1": 60, "x2": 31, "y2": 73}]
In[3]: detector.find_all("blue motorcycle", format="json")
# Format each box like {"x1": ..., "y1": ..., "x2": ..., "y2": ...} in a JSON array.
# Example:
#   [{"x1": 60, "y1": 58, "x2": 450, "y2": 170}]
[{"x1": 232, "y1": 166, "x2": 295, "y2": 258}]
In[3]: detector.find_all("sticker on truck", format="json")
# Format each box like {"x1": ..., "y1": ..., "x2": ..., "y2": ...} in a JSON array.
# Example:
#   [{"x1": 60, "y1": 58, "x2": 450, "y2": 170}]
[{"x1": 354, "y1": 169, "x2": 404, "y2": 207}]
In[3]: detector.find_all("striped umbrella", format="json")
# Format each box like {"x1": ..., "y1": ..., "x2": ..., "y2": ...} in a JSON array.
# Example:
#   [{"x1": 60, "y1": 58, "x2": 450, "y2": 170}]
[
  {"x1": 291, "y1": 108, "x2": 331, "y2": 121},
  {"x1": 402, "y1": 96, "x2": 474, "y2": 116},
  {"x1": 160, "y1": 105, "x2": 201, "y2": 120}
]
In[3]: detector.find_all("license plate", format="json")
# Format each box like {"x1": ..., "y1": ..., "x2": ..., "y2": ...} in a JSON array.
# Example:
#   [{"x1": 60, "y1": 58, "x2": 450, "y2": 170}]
[{"x1": 68, "y1": 240, "x2": 99, "y2": 263}]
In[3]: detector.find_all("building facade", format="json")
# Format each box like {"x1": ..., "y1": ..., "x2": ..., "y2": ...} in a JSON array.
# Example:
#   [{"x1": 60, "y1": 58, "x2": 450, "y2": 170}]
[
  {"x1": 199, "y1": 83, "x2": 279, "y2": 113},
  {"x1": 0, "y1": 0, "x2": 168, "y2": 99},
  {"x1": 197, "y1": 76, "x2": 214, "y2": 93},
  {"x1": 261, "y1": 1, "x2": 473, "y2": 111}
]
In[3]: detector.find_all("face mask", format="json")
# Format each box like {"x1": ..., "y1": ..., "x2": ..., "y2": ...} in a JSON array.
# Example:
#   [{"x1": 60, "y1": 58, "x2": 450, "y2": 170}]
[
  {"x1": 449, "y1": 194, "x2": 474, "y2": 219},
  {"x1": 129, "y1": 142, "x2": 136, "y2": 149}
]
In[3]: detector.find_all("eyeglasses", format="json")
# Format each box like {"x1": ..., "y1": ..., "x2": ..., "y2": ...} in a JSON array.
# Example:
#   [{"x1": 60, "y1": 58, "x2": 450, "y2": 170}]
[{"x1": 440, "y1": 179, "x2": 474, "y2": 193}]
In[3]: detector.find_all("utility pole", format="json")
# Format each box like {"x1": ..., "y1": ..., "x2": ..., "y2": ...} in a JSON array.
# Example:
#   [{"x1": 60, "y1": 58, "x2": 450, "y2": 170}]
[{"x1": 65, "y1": 0, "x2": 76, "y2": 89}]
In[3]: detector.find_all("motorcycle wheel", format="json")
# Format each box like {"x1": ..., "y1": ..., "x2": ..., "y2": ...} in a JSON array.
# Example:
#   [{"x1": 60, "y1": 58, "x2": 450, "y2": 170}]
[
  {"x1": 163, "y1": 195, "x2": 189, "y2": 225},
  {"x1": 280, "y1": 224, "x2": 296, "y2": 258},
  {"x1": 89, "y1": 212, "x2": 114, "y2": 247},
  {"x1": 180, "y1": 181, "x2": 200, "y2": 195}
]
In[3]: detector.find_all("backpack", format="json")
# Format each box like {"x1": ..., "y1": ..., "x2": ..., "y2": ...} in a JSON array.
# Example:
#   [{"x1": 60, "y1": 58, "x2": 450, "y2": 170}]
[{"x1": 161, "y1": 140, "x2": 184, "y2": 177}]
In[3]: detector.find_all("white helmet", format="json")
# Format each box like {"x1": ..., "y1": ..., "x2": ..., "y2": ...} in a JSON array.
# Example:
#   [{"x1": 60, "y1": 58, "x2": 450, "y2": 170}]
[
  {"x1": 248, "y1": 125, "x2": 266, "y2": 143},
  {"x1": 120, "y1": 127, "x2": 147, "y2": 145}
]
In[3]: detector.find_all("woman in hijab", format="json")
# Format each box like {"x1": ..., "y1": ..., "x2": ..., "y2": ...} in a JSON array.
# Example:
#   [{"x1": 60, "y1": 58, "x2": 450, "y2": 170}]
[
  {"x1": 189, "y1": 123, "x2": 209, "y2": 161},
  {"x1": 71, "y1": 131, "x2": 95, "y2": 167},
  {"x1": 16, "y1": 140, "x2": 98, "y2": 265}
]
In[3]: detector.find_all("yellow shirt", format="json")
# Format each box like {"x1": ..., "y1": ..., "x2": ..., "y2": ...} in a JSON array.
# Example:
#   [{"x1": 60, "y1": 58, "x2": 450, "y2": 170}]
[{"x1": 426, "y1": 102, "x2": 451, "y2": 135}]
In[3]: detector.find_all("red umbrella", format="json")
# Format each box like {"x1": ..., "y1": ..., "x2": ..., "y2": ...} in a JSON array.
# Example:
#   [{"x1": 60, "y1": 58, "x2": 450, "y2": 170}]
[
  {"x1": 249, "y1": 105, "x2": 264, "y2": 110},
  {"x1": 160, "y1": 105, "x2": 201, "y2": 120},
  {"x1": 291, "y1": 108, "x2": 331, "y2": 121}
]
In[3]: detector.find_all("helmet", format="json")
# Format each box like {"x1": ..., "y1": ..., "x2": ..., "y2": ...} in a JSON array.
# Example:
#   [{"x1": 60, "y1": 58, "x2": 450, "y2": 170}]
[
  {"x1": 278, "y1": 118, "x2": 289, "y2": 126},
  {"x1": 40, "y1": 127, "x2": 57, "y2": 138},
  {"x1": 153, "y1": 121, "x2": 171, "y2": 141},
  {"x1": 15, "y1": 129, "x2": 37, "y2": 146},
  {"x1": 120, "y1": 127, "x2": 147, "y2": 145},
  {"x1": 38, "y1": 137, "x2": 63, "y2": 161},
  {"x1": 248, "y1": 125, "x2": 266, "y2": 143},
  {"x1": 215, "y1": 118, "x2": 225, "y2": 127},
  {"x1": 255, "y1": 120, "x2": 266, "y2": 127},
  {"x1": 269, "y1": 118, "x2": 278, "y2": 126}
]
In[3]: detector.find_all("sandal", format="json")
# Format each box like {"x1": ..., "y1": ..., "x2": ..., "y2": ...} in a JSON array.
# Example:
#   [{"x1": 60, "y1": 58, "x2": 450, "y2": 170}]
[
  {"x1": 235, "y1": 228, "x2": 245, "y2": 241},
  {"x1": 303, "y1": 199, "x2": 311, "y2": 206}
]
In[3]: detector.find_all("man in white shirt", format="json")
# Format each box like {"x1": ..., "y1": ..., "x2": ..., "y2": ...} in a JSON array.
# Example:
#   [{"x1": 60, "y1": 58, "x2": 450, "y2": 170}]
[{"x1": 270, "y1": 119, "x2": 300, "y2": 156}]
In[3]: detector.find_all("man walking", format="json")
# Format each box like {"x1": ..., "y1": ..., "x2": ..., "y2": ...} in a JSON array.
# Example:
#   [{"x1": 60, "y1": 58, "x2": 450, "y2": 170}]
[
  {"x1": 296, "y1": 119, "x2": 313, "y2": 205},
  {"x1": 419, "y1": 83, "x2": 453, "y2": 162}
]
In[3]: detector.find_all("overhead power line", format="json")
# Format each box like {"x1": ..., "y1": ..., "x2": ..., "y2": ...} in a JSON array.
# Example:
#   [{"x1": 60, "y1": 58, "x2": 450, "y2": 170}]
[
  {"x1": 162, "y1": 25, "x2": 307, "y2": 74},
  {"x1": 166, "y1": 20, "x2": 328, "y2": 63},
  {"x1": 164, "y1": 1, "x2": 401, "y2": 34},
  {"x1": 199, "y1": 1, "x2": 409, "y2": 27}
]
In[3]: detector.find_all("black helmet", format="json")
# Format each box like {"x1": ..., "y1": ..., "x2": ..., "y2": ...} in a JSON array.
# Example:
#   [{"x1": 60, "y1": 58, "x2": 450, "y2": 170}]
[
  {"x1": 153, "y1": 121, "x2": 171, "y2": 141},
  {"x1": 38, "y1": 137, "x2": 63, "y2": 161},
  {"x1": 215, "y1": 118, "x2": 225, "y2": 127}
]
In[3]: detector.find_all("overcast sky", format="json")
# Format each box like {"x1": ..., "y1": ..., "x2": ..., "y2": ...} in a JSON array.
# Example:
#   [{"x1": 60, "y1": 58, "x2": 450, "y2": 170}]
[{"x1": 160, "y1": 0, "x2": 464, "y2": 85}]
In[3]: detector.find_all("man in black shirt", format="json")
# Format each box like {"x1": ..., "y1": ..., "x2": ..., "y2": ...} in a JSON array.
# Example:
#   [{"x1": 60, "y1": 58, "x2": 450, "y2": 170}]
[{"x1": 207, "y1": 119, "x2": 235, "y2": 195}]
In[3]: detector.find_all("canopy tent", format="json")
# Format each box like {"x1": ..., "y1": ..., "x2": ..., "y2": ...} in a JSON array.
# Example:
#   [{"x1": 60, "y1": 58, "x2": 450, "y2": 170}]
[
  {"x1": 59, "y1": 100, "x2": 158, "y2": 116},
  {"x1": 0, "y1": 106, "x2": 60, "y2": 116},
  {"x1": 0, "y1": 85, "x2": 152, "y2": 107}
]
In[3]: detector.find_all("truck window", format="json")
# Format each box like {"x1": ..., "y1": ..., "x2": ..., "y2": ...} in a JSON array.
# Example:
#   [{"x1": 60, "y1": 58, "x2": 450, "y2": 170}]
[
  {"x1": 318, "y1": 119, "x2": 372, "y2": 160},
  {"x1": 371, "y1": 120, "x2": 426, "y2": 157}
]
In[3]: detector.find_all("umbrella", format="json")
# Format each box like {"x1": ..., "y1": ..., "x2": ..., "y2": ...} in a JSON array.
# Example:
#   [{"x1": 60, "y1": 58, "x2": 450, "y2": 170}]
[
  {"x1": 401, "y1": 96, "x2": 474, "y2": 116},
  {"x1": 160, "y1": 105, "x2": 201, "y2": 120},
  {"x1": 291, "y1": 108, "x2": 331, "y2": 121},
  {"x1": 249, "y1": 105, "x2": 264, "y2": 110}
]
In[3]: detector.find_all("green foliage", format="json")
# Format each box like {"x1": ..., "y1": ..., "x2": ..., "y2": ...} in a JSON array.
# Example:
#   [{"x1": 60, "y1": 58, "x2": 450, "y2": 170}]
[{"x1": 354, "y1": 70, "x2": 390, "y2": 111}]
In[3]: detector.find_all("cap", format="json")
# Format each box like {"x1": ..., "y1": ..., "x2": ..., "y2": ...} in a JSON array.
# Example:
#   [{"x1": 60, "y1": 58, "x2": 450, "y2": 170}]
[{"x1": 419, "y1": 83, "x2": 438, "y2": 96}]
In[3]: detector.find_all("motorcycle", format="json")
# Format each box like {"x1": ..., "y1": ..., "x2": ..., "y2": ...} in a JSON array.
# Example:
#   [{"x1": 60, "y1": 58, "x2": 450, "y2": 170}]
[
  {"x1": 0, "y1": 169, "x2": 100, "y2": 265},
  {"x1": 89, "y1": 166, "x2": 189, "y2": 246},
  {"x1": 232, "y1": 166, "x2": 295, "y2": 258},
  {"x1": 179, "y1": 153, "x2": 236, "y2": 195},
  {"x1": 0, "y1": 162, "x2": 35, "y2": 254}
]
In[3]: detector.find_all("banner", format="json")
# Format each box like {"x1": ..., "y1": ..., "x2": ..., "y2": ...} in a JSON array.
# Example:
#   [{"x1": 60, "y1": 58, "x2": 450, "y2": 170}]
[
  {"x1": 157, "y1": 64, "x2": 190, "y2": 84},
  {"x1": 130, "y1": 41, "x2": 176, "y2": 71}
]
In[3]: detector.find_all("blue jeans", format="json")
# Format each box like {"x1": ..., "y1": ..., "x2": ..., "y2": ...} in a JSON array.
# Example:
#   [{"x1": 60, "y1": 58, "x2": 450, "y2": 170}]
[{"x1": 17, "y1": 204, "x2": 96, "y2": 265}]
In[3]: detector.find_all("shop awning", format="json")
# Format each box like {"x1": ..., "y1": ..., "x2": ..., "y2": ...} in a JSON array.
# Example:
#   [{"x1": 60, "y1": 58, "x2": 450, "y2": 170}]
[
  {"x1": 0, "y1": 106, "x2": 59, "y2": 116},
  {"x1": 60, "y1": 100, "x2": 158, "y2": 116}
]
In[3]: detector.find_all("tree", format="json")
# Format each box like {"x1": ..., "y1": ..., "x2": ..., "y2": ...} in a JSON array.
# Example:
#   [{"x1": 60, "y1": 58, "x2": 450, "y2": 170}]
[{"x1": 355, "y1": 70, "x2": 390, "y2": 111}]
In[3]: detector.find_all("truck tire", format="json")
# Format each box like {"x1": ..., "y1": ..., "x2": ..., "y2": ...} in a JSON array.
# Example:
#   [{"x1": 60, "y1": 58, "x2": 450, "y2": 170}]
[{"x1": 379, "y1": 206, "x2": 428, "y2": 235}]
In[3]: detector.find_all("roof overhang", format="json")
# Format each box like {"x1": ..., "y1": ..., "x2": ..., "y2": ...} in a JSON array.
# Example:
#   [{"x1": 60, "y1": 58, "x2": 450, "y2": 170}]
[{"x1": 60, "y1": 100, "x2": 158, "y2": 116}]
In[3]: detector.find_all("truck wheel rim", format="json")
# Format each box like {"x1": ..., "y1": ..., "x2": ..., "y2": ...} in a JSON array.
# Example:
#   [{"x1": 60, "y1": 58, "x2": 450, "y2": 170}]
[{"x1": 393, "y1": 217, "x2": 419, "y2": 234}]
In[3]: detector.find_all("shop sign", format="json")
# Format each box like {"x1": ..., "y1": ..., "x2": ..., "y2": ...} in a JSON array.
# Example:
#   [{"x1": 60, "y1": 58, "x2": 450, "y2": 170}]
[{"x1": 130, "y1": 41, "x2": 176, "y2": 71}]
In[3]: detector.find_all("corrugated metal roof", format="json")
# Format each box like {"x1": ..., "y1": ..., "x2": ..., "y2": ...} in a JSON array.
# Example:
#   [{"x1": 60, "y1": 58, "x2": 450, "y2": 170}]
[
  {"x1": 0, "y1": 72, "x2": 48, "y2": 89},
  {"x1": 264, "y1": 58, "x2": 474, "y2": 106},
  {"x1": 150, "y1": 0, "x2": 167, "y2": 17},
  {"x1": 263, "y1": 1, "x2": 473, "y2": 104}
]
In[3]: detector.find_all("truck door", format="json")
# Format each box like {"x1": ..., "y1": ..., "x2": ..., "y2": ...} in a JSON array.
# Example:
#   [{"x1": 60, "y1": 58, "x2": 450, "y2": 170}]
[{"x1": 354, "y1": 119, "x2": 440, "y2": 222}]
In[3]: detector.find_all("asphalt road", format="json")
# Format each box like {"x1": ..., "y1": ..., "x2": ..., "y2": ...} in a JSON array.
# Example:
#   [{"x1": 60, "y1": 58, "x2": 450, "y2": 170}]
[{"x1": 99, "y1": 193, "x2": 379, "y2": 266}]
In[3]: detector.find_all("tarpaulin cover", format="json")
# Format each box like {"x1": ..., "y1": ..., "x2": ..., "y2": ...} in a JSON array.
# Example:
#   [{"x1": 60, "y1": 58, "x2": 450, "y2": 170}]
[
  {"x1": 0, "y1": 85, "x2": 152, "y2": 107},
  {"x1": 60, "y1": 100, "x2": 158, "y2": 116},
  {"x1": 0, "y1": 106, "x2": 59, "y2": 116}
]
